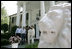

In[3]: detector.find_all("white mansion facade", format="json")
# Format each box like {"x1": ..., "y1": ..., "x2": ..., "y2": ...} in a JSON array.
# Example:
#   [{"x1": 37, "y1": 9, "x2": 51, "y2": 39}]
[{"x1": 9, "y1": 1, "x2": 70, "y2": 39}]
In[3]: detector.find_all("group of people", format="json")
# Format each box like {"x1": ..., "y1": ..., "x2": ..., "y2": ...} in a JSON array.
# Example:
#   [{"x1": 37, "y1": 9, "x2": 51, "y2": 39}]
[{"x1": 15, "y1": 25, "x2": 35, "y2": 44}]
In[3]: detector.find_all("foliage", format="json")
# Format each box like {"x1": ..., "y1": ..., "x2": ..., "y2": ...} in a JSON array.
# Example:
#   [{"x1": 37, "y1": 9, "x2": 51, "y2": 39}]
[
  {"x1": 1, "y1": 39, "x2": 10, "y2": 46},
  {"x1": 1, "y1": 25, "x2": 18, "y2": 40},
  {"x1": 1, "y1": 17, "x2": 9, "y2": 24},
  {"x1": 1, "y1": 2, "x2": 7, "y2": 17},
  {"x1": 25, "y1": 42, "x2": 39, "y2": 48},
  {"x1": 1, "y1": 23, "x2": 8, "y2": 33},
  {"x1": 1, "y1": 2, "x2": 9, "y2": 24},
  {"x1": 1, "y1": 33, "x2": 12, "y2": 40},
  {"x1": 11, "y1": 25, "x2": 18, "y2": 35}
]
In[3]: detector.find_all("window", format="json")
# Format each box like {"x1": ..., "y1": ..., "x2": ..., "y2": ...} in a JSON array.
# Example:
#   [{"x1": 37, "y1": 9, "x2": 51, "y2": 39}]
[
  {"x1": 26, "y1": 13, "x2": 29, "y2": 20},
  {"x1": 12, "y1": 17, "x2": 14, "y2": 23},
  {"x1": 39, "y1": 10, "x2": 41, "y2": 16},
  {"x1": 12, "y1": 17, "x2": 16, "y2": 24}
]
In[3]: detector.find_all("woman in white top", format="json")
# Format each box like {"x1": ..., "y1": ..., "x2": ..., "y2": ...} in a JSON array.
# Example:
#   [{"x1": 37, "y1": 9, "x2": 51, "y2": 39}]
[{"x1": 28, "y1": 26, "x2": 35, "y2": 44}]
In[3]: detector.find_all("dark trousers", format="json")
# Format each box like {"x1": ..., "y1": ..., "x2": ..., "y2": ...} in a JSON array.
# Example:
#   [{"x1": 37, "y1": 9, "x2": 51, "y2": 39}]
[
  {"x1": 21, "y1": 34, "x2": 26, "y2": 44},
  {"x1": 21, "y1": 34, "x2": 26, "y2": 40}
]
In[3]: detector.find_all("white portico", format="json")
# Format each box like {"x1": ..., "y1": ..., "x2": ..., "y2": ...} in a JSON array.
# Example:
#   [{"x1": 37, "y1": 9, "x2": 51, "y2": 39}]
[
  {"x1": 16, "y1": 1, "x2": 55, "y2": 26},
  {"x1": 15, "y1": 1, "x2": 55, "y2": 39}
]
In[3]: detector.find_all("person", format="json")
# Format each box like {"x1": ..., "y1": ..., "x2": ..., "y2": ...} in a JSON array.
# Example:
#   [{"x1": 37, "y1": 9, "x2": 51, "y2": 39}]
[
  {"x1": 28, "y1": 25, "x2": 35, "y2": 44},
  {"x1": 21, "y1": 26, "x2": 26, "y2": 44},
  {"x1": 31, "y1": 25, "x2": 35, "y2": 43},
  {"x1": 28, "y1": 26, "x2": 31, "y2": 44},
  {"x1": 15, "y1": 26, "x2": 22, "y2": 37}
]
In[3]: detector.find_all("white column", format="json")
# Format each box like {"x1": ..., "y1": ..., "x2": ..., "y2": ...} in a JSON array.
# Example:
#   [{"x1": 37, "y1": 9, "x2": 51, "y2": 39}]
[
  {"x1": 50, "y1": 1, "x2": 55, "y2": 7},
  {"x1": 40, "y1": 1, "x2": 45, "y2": 18},
  {"x1": 16, "y1": 4, "x2": 20, "y2": 26},
  {"x1": 22, "y1": 3, "x2": 26, "y2": 28},
  {"x1": 36, "y1": 23, "x2": 40, "y2": 39}
]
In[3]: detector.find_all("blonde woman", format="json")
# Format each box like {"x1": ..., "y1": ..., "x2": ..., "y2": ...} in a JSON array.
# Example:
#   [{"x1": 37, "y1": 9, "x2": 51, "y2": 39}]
[{"x1": 28, "y1": 26, "x2": 35, "y2": 44}]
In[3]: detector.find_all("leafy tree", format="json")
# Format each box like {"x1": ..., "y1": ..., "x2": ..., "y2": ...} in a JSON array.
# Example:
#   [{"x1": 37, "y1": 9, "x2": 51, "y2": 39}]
[
  {"x1": 1, "y1": 2, "x2": 7, "y2": 17},
  {"x1": 1, "y1": 2, "x2": 9, "y2": 24}
]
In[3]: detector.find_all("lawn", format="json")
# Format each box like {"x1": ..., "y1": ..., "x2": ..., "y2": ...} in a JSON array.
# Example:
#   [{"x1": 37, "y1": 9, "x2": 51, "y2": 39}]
[{"x1": 25, "y1": 42, "x2": 39, "y2": 48}]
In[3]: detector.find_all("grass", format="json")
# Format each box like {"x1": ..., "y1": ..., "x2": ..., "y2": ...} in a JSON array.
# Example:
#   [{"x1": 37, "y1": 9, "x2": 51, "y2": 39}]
[{"x1": 25, "y1": 42, "x2": 39, "y2": 48}]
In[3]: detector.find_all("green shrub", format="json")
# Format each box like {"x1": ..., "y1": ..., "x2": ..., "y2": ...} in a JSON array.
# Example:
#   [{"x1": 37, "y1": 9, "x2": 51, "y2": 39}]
[
  {"x1": 1, "y1": 39, "x2": 10, "y2": 46},
  {"x1": 1, "y1": 25, "x2": 18, "y2": 41},
  {"x1": 1, "y1": 23, "x2": 8, "y2": 33},
  {"x1": 1, "y1": 33, "x2": 12, "y2": 39},
  {"x1": 11, "y1": 25, "x2": 18, "y2": 36}
]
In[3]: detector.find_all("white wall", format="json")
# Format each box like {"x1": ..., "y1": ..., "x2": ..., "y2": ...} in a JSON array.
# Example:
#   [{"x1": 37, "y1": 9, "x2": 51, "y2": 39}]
[{"x1": 30, "y1": 9, "x2": 39, "y2": 25}]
